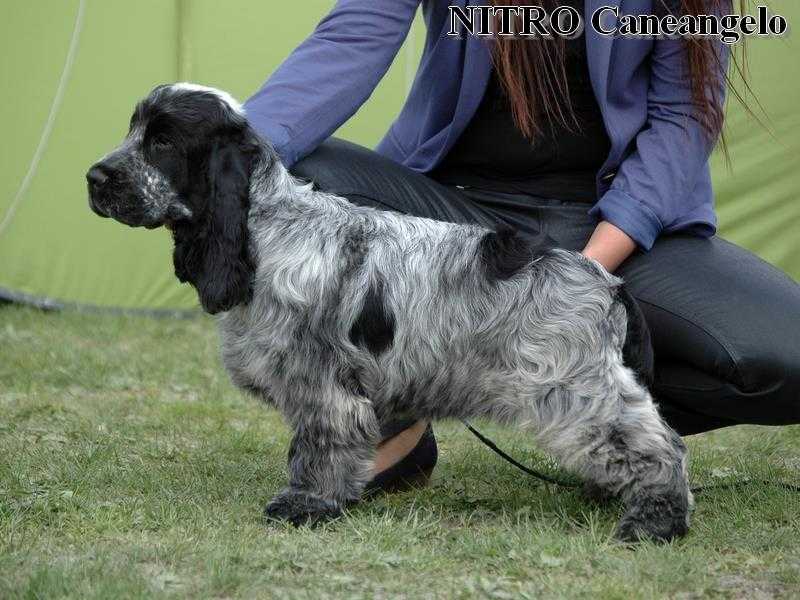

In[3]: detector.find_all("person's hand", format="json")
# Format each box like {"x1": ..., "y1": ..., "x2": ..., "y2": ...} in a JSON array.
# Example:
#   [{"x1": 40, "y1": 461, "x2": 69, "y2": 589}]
[{"x1": 581, "y1": 221, "x2": 637, "y2": 273}]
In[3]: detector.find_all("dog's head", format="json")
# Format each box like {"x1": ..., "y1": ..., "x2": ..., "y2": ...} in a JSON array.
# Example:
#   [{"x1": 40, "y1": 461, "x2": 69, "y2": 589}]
[{"x1": 87, "y1": 83, "x2": 264, "y2": 313}]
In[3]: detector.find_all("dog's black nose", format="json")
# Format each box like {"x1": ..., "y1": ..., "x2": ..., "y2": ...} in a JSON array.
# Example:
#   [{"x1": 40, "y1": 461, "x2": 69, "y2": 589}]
[{"x1": 86, "y1": 165, "x2": 109, "y2": 188}]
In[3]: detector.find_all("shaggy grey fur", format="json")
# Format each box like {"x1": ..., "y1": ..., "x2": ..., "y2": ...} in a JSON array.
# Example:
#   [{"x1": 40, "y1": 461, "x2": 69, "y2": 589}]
[{"x1": 88, "y1": 84, "x2": 692, "y2": 542}]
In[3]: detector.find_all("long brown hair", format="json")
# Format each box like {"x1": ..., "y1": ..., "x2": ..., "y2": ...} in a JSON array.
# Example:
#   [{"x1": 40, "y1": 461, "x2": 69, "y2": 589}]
[{"x1": 490, "y1": 0, "x2": 750, "y2": 151}]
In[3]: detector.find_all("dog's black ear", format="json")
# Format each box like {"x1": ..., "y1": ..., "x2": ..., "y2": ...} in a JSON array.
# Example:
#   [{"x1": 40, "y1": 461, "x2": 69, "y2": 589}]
[{"x1": 175, "y1": 138, "x2": 254, "y2": 314}]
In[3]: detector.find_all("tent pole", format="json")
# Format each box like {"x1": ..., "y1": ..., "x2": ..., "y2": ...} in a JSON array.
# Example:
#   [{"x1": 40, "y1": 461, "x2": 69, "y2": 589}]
[
  {"x1": 176, "y1": 0, "x2": 192, "y2": 82},
  {"x1": 0, "y1": 0, "x2": 85, "y2": 238}
]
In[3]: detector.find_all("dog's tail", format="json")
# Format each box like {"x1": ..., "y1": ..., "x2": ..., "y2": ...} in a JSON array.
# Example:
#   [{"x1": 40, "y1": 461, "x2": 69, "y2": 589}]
[{"x1": 615, "y1": 286, "x2": 655, "y2": 389}]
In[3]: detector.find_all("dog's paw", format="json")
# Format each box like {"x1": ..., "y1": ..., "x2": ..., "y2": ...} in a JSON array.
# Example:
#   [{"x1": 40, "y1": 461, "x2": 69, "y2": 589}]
[
  {"x1": 615, "y1": 489, "x2": 690, "y2": 543},
  {"x1": 263, "y1": 489, "x2": 342, "y2": 527}
]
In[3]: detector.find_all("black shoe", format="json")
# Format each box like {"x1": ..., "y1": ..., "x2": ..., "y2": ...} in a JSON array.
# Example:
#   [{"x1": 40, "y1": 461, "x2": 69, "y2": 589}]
[{"x1": 364, "y1": 424, "x2": 438, "y2": 496}]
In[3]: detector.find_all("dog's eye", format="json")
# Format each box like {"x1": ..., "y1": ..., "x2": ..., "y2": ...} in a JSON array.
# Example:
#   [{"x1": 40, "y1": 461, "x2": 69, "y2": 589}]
[{"x1": 151, "y1": 136, "x2": 173, "y2": 151}]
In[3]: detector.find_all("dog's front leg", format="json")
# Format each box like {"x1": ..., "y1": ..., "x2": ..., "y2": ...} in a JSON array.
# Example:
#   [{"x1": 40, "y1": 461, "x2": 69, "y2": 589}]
[{"x1": 265, "y1": 387, "x2": 380, "y2": 527}]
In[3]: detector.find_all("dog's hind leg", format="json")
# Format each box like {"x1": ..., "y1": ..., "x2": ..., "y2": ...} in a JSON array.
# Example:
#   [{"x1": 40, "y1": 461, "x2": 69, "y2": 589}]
[
  {"x1": 534, "y1": 366, "x2": 691, "y2": 543},
  {"x1": 264, "y1": 385, "x2": 380, "y2": 527}
]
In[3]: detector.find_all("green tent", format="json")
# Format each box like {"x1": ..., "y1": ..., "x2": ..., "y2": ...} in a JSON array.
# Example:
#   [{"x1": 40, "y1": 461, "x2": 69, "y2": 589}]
[{"x1": 1, "y1": 1, "x2": 797, "y2": 311}]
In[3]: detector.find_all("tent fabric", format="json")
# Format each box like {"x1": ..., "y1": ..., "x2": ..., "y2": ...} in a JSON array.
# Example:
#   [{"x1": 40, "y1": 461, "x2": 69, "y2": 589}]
[{"x1": 1, "y1": 1, "x2": 797, "y2": 311}]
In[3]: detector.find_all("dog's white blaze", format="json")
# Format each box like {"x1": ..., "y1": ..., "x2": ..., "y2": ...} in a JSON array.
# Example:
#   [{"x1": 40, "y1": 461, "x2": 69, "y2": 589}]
[{"x1": 172, "y1": 82, "x2": 244, "y2": 115}]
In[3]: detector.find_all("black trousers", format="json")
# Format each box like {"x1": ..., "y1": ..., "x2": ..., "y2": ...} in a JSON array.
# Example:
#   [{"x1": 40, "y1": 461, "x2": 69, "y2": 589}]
[{"x1": 293, "y1": 138, "x2": 800, "y2": 436}]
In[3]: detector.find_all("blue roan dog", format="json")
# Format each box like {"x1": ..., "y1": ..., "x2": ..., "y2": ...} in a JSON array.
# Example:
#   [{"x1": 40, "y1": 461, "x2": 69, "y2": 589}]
[{"x1": 87, "y1": 84, "x2": 692, "y2": 542}]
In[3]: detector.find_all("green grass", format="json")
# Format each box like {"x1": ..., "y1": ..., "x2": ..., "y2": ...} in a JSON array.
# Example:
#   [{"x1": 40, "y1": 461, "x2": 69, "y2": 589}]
[{"x1": 2, "y1": 304, "x2": 800, "y2": 599}]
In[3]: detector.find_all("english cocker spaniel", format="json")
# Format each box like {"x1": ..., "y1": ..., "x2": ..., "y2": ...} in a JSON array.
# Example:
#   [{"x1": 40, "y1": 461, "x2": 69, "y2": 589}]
[{"x1": 87, "y1": 84, "x2": 691, "y2": 542}]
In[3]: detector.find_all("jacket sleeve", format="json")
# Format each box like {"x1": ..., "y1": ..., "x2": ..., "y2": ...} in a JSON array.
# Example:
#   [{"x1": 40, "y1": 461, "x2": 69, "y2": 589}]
[
  {"x1": 243, "y1": 0, "x2": 421, "y2": 168},
  {"x1": 589, "y1": 29, "x2": 730, "y2": 250}
]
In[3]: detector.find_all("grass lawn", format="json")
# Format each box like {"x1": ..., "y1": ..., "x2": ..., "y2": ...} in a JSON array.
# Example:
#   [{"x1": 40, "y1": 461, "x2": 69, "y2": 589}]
[{"x1": 2, "y1": 304, "x2": 800, "y2": 599}]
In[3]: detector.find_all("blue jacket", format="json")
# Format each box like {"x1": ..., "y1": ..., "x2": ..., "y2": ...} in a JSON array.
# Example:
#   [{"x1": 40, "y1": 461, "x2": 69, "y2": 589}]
[{"x1": 245, "y1": 0, "x2": 728, "y2": 250}]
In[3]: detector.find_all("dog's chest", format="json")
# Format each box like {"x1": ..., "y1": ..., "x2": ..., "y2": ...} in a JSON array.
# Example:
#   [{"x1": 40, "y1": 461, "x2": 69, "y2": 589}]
[{"x1": 216, "y1": 305, "x2": 291, "y2": 400}]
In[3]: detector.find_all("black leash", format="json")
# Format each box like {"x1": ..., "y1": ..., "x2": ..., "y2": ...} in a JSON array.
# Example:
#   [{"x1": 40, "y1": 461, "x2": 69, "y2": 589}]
[
  {"x1": 462, "y1": 421, "x2": 800, "y2": 496},
  {"x1": 462, "y1": 420, "x2": 579, "y2": 488},
  {"x1": 689, "y1": 480, "x2": 800, "y2": 496}
]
